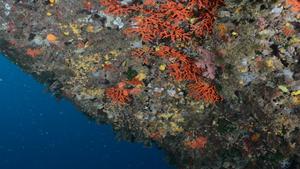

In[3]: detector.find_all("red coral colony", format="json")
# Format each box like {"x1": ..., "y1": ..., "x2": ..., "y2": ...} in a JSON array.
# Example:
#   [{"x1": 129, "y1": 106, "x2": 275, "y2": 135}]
[{"x1": 101, "y1": 0, "x2": 224, "y2": 104}]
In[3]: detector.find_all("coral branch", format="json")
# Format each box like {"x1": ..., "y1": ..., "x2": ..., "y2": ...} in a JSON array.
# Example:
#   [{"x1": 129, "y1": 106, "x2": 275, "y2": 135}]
[
  {"x1": 155, "y1": 46, "x2": 189, "y2": 63},
  {"x1": 105, "y1": 82, "x2": 130, "y2": 104},
  {"x1": 168, "y1": 61, "x2": 203, "y2": 82},
  {"x1": 188, "y1": 80, "x2": 222, "y2": 103},
  {"x1": 26, "y1": 48, "x2": 43, "y2": 58},
  {"x1": 100, "y1": 0, "x2": 224, "y2": 104},
  {"x1": 105, "y1": 78, "x2": 144, "y2": 105},
  {"x1": 99, "y1": 0, "x2": 137, "y2": 15},
  {"x1": 185, "y1": 136, "x2": 208, "y2": 149},
  {"x1": 287, "y1": 0, "x2": 300, "y2": 12}
]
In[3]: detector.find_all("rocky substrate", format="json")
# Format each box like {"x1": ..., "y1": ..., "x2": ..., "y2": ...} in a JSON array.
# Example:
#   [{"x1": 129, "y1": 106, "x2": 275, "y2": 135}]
[{"x1": 0, "y1": 0, "x2": 300, "y2": 168}]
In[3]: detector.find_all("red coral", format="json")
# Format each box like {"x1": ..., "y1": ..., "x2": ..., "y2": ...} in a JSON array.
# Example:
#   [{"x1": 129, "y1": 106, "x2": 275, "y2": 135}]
[
  {"x1": 155, "y1": 45, "x2": 221, "y2": 103},
  {"x1": 130, "y1": 47, "x2": 153, "y2": 64},
  {"x1": 26, "y1": 48, "x2": 43, "y2": 58},
  {"x1": 287, "y1": 0, "x2": 300, "y2": 12},
  {"x1": 105, "y1": 82, "x2": 130, "y2": 104},
  {"x1": 99, "y1": 0, "x2": 136, "y2": 15},
  {"x1": 188, "y1": 80, "x2": 221, "y2": 103},
  {"x1": 83, "y1": 0, "x2": 93, "y2": 11},
  {"x1": 101, "y1": 0, "x2": 224, "y2": 104},
  {"x1": 155, "y1": 46, "x2": 204, "y2": 82},
  {"x1": 155, "y1": 46, "x2": 174, "y2": 58},
  {"x1": 143, "y1": 0, "x2": 157, "y2": 6},
  {"x1": 103, "y1": 63, "x2": 114, "y2": 71},
  {"x1": 121, "y1": 1, "x2": 205, "y2": 42},
  {"x1": 168, "y1": 61, "x2": 203, "y2": 82},
  {"x1": 126, "y1": 78, "x2": 144, "y2": 86},
  {"x1": 131, "y1": 46, "x2": 153, "y2": 58},
  {"x1": 282, "y1": 25, "x2": 296, "y2": 37},
  {"x1": 185, "y1": 136, "x2": 208, "y2": 149},
  {"x1": 124, "y1": 15, "x2": 162, "y2": 42},
  {"x1": 105, "y1": 78, "x2": 144, "y2": 105},
  {"x1": 191, "y1": 12, "x2": 215, "y2": 37},
  {"x1": 102, "y1": 0, "x2": 224, "y2": 42},
  {"x1": 155, "y1": 46, "x2": 189, "y2": 63},
  {"x1": 187, "y1": 0, "x2": 223, "y2": 11},
  {"x1": 159, "y1": 1, "x2": 192, "y2": 23},
  {"x1": 160, "y1": 25, "x2": 191, "y2": 42}
]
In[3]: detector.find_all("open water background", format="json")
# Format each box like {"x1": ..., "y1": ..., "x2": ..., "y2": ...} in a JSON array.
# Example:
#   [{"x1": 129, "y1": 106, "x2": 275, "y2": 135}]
[{"x1": 0, "y1": 53, "x2": 174, "y2": 169}]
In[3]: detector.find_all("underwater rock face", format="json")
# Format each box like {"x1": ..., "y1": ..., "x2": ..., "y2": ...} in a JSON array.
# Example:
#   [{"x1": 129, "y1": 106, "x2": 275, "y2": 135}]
[{"x1": 0, "y1": 0, "x2": 299, "y2": 169}]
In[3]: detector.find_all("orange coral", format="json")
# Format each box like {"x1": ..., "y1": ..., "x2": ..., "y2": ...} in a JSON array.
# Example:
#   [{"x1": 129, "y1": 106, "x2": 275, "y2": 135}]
[
  {"x1": 143, "y1": 0, "x2": 156, "y2": 6},
  {"x1": 105, "y1": 82, "x2": 130, "y2": 104},
  {"x1": 155, "y1": 45, "x2": 221, "y2": 103},
  {"x1": 282, "y1": 25, "x2": 296, "y2": 37},
  {"x1": 101, "y1": 0, "x2": 224, "y2": 104},
  {"x1": 103, "y1": 63, "x2": 114, "y2": 70},
  {"x1": 286, "y1": 0, "x2": 300, "y2": 12},
  {"x1": 160, "y1": 25, "x2": 191, "y2": 42},
  {"x1": 131, "y1": 46, "x2": 153, "y2": 58},
  {"x1": 83, "y1": 0, "x2": 93, "y2": 11},
  {"x1": 185, "y1": 136, "x2": 208, "y2": 149},
  {"x1": 26, "y1": 48, "x2": 43, "y2": 58},
  {"x1": 188, "y1": 80, "x2": 222, "y2": 103},
  {"x1": 156, "y1": 46, "x2": 203, "y2": 81},
  {"x1": 187, "y1": 0, "x2": 223, "y2": 10},
  {"x1": 126, "y1": 78, "x2": 144, "y2": 86},
  {"x1": 159, "y1": 1, "x2": 192, "y2": 23},
  {"x1": 105, "y1": 78, "x2": 144, "y2": 105},
  {"x1": 124, "y1": 15, "x2": 162, "y2": 42},
  {"x1": 130, "y1": 47, "x2": 153, "y2": 64},
  {"x1": 120, "y1": 0, "x2": 223, "y2": 43},
  {"x1": 191, "y1": 13, "x2": 215, "y2": 37},
  {"x1": 149, "y1": 131, "x2": 162, "y2": 140},
  {"x1": 99, "y1": 0, "x2": 137, "y2": 15},
  {"x1": 101, "y1": 0, "x2": 224, "y2": 42},
  {"x1": 155, "y1": 46, "x2": 189, "y2": 63},
  {"x1": 155, "y1": 46, "x2": 174, "y2": 58},
  {"x1": 168, "y1": 61, "x2": 203, "y2": 82},
  {"x1": 217, "y1": 23, "x2": 228, "y2": 40}
]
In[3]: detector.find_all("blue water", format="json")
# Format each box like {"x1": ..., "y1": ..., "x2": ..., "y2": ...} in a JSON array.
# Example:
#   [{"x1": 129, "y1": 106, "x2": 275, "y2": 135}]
[{"x1": 0, "y1": 53, "x2": 174, "y2": 169}]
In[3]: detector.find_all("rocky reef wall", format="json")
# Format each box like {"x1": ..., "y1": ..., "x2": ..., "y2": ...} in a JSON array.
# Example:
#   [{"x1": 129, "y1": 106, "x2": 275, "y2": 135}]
[{"x1": 0, "y1": 0, "x2": 300, "y2": 168}]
